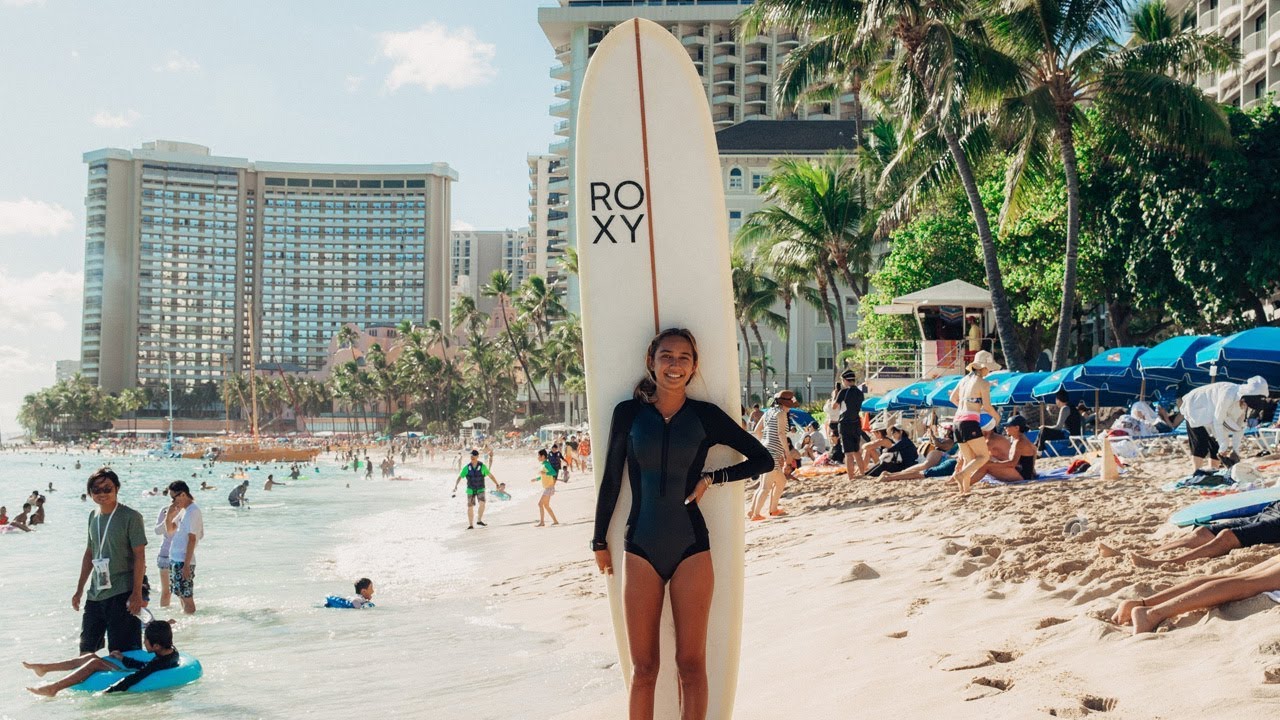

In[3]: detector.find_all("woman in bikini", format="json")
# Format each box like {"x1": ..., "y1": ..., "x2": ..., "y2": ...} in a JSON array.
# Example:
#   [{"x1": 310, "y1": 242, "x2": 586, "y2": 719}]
[{"x1": 947, "y1": 350, "x2": 1002, "y2": 493}]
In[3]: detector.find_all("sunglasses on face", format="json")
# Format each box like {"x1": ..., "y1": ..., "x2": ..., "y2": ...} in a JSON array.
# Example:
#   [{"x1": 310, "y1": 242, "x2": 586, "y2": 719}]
[{"x1": 90, "y1": 484, "x2": 116, "y2": 495}]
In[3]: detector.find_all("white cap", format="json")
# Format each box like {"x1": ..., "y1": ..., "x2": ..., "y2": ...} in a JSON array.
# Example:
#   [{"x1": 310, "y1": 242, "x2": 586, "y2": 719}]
[{"x1": 1241, "y1": 375, "x2": 1269, "y2": 397}]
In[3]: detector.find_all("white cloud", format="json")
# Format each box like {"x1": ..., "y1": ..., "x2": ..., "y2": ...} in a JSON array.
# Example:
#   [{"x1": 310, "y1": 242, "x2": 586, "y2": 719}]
[
  {"x1": 154, "y1": 50, "x2": 200, "y2": 73},
  {"x1": 344, "y1": 73, "x2": 364, "y2": 92},
  {"x1": 0, "y1": 345, "x2": 44, "y2": 376},
  {"x1": 451, "y1": 219, "x2": 475, "y2": 231},
  {"x1": 0, "y1": 269, "x2": 82, "y2": 332},
  {"x1": 0, "y1": 198, "x2": 74, "y2": 236},
  {"x1": 90, "y1": 109, "x2": 141, "y2": 128},
  {"x1": 379, "y1": 22, "x2": 497, "y2": 93}
]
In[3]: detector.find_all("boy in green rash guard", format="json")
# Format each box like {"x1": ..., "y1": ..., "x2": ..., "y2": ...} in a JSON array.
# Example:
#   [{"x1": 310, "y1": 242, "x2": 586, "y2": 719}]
[{"x1": 452, "y1": 450, "x2": 501, "y2": 529}]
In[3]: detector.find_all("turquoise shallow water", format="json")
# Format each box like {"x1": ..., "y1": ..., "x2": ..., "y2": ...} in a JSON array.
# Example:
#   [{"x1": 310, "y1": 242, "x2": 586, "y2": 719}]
[{"x1": 0, "y1": 450, "x2": 609, "y2": 719}]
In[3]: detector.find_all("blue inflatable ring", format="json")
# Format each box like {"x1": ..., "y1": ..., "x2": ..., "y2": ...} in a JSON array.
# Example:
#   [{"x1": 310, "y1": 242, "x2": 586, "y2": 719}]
[
  {"x1": 324, "y1": 595, "x2": 374, "y2": 609},
  {"x1": 69, "y1": 650, "x2": 202, "y2": 693}
]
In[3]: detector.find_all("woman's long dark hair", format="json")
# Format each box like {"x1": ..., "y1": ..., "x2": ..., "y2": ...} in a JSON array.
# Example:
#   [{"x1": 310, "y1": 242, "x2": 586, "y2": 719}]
[{"x1": 633, "y1": 328, "x2": 700, "y2": 403}]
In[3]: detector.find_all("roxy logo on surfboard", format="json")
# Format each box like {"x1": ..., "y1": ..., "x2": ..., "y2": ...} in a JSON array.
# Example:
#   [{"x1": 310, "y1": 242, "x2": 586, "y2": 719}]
[{"x1": 588, "y1": 180, "x2": 646, "y2": 243}]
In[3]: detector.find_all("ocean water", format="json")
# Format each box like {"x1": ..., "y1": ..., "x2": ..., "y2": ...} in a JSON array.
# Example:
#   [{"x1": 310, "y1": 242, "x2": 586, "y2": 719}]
[{"x1": 0, "y1": 450, "x2": 610, "y2": 719}]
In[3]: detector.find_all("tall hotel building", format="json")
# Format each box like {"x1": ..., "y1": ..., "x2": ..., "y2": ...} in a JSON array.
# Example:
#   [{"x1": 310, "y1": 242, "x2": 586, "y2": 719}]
[
  {"x1": 534, "y1": 0, "x2": 865, "y2": 310},
  {"x1": 1176, "y1": 0, "x2": 1280, "y2": 107},
  {"x1": 81, "y1": 140, "x2": 455, "y2": 393}
]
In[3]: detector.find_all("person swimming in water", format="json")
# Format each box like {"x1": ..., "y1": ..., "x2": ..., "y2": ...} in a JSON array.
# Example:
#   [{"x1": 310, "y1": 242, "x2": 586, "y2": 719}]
[
  {"x1": 592, "y1": 328, "x2": 772, "y2": 719},
  {"x1": 947, "y1": 350, "x2": 1002, "y2": 493}
]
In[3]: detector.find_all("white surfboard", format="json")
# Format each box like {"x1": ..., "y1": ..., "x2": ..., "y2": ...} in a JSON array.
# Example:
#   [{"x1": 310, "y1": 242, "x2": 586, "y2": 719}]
[{"x1": 577, "y1": 18, "x2": 745, "y2": 720}]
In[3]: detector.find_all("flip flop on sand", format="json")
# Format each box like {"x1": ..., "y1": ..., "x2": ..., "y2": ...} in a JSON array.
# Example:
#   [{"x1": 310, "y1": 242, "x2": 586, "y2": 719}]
[{"x1": 1063, "y1": 516, "x2": 1089, "y2": 537}]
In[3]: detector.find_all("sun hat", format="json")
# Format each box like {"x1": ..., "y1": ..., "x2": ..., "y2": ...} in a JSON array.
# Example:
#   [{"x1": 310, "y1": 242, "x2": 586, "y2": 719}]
[
  {"x1": 773, "y1": 390, "x2": 798, "y2": 406},
  {"x1": 1240, "y1": 375, "x2": 1269, "y2": 397},
  {"x1": 966, "y1": 350, "x2": 1002, "y2": 373}
]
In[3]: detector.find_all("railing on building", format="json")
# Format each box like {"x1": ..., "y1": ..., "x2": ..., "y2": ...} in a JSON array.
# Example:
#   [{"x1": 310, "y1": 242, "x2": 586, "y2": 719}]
[{"x1": 862, "y1": 340, "x2": 922, "y2": 380}]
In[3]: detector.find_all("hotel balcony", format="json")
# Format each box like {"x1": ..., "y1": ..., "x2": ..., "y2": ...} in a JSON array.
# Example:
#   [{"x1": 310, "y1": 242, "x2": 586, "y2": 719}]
[
  {"x1": 1245, "y1": 0, "x2": 1266, "y2": 19},
  {"x1": 712, "y1": 111, "x2": 735, "y2": 125},
  {"x1": 550, "y1": 64, "x2": 570, "y2": 81},
  {"x1": 548, "y1": 175, "x2": 569, "y2": 189},
  {"x1": 681, "y1": 32, "x2": 705, "y2": 46},
  {"x1": 1218, "y1": 68, "x2": 1240, "y2": 94},
  {"x1": 712, "y1": 91, "x2": 739, "y2": 104},
  {"x1": 553, "y1": 82, "x2": 571, "y2": 99},
  {"x1": 744, "y1": 92, "x2": 768, "y2": 105},
  {"x1": 776, "y1": 33, "x2": 800, "y2": 46},
  {"x1": 713, "y1": 32, "x2": 736, "y2": 46},
  {"x1": 1244, "y1": 29, "x2": 1267, "y2": 68},
  {"x1": 1200, "y1": 9, "x2": 1217, "y2": 28},
  {"x1": 550, "y1": 100, "x2": 571, "y2": 118},
  {"x1": 547, "y1": 217, "x2": 569, "y2": 233},
  {"x1": 1270, "y1": 11, "x2": 1280, "y2": 49},
  {"x1": 745, "y1": 34, "x2": 770, "y2": 46},
  {"x1": 712, "y1": 53, "x2": 738, "y2": 66},
  {"x1": 1197, "y1": 72, "x2": 1216, "y2": 92},
  {"x1": 744, "y1": 53, "x2": 769, "y2": 66},
  {"x1": 554, "y1": 119, "x2": 570, "y2": 137},
  {"x1": 745, "y1": 72, "x2": 769, "y2": 85},
  {"x1": 1219, "y1": 0, "x2": 1242, "y2": 25},
  {"x1": 549, "y1": 138, "x2": 571, "y2": 155}
]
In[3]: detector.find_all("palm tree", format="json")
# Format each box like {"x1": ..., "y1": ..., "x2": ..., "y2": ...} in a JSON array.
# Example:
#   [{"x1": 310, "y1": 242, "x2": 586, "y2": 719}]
[
  {"x1": 334, "y1": 324, "x2": 361, "y2": 353},
  {"x1": 984, "y1": 0, "x2": 1235, "y2": 367},
  {"x1": 731, "y1": 255, "x2": 788, "y2": 398},
  {"x1": 482, "y1": 270, "x2": 543, "y2": 407},
  {"x1": 747, "y1": 0, "x2": 1028, "y2": 369}
]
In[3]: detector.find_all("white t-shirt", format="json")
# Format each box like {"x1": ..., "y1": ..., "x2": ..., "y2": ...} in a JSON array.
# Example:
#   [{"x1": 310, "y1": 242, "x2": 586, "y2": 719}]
[{"x1": 169, "y1": 504, "x2": 204, "y2": 563}]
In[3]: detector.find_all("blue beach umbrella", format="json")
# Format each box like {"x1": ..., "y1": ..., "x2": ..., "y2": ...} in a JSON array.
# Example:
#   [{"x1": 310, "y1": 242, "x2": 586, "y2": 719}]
[
  {"x1": 1138, "y1": 335, "x2": 1220, "y2": 389},
  {"x1": 923, "y1": 374, "x2": 963, "y2": 408},
  {"x1": 1032, "y1": 365, "x2": 1140, "y2": 406},
  {"x1": 883, "y1": 381, "x2": 932, "y2": 409},
  {"x1": 1079, "y1": 346, "x2": 1147, "y2": 384},
  {"x1": 862, "y1": 395, "x2": 888, "y2": 413},
  {"x1": 788, "y1": 408, "x2": 817, "y2": 430},
  {"x1": 1195, "y1": 327, "x2": 1280, "y2": 389},
  {"x1": 989, "y1": 372, "x2": 1050, "y2": 406}
]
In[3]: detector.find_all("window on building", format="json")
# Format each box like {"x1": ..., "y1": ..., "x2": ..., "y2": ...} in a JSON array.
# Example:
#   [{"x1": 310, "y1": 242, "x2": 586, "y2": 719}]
[
  {"x1": 751, "y1": 172, "x2": 767, "y2": 190},
  {"x1": 728, "y1": 210, "x2": 742, "y2": 234},
  {"x1": 816, "y1": 342, "x2": 834, "y2": 371},
  {"x1": 1255, "y1": 80, "x2": 1265, "y2": 99},
  {"x1": 265, "y1": 177, "x2": 285, "y2": 186},
  {"x1": 359, "y1": 180, "x2": 381, "y2": 189},
  {"x1": 406, "y1": 179, "x2": 426, "y2": 188},
  {"x1": 728, "y1": 167, "x2": 744, "y2": 191},
  {"x1": 286, "y1": 178, "x2": 309, "y2": 187},
  {"x1": 337, "y1": 179, "x2": 358, "y2": 188}
]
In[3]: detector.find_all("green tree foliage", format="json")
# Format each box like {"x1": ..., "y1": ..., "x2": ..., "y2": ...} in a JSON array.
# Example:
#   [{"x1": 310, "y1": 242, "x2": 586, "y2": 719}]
[{"x1": 18, "y1": 376, "x2": 124, "y2": 439}]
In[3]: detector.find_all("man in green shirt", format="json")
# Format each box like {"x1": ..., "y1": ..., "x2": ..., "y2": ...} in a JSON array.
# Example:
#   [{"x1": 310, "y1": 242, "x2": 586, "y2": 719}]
[
  {"x1": 73, "y1": 468, "x2": 147, "y2": 653},
  {"x1": 451, "y1": 450, "x2": 501, "y2": 529}
]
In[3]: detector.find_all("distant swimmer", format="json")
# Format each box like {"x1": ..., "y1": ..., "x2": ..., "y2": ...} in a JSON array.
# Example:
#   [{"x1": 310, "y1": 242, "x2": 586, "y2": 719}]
[
  {"x1": 144, "y1": 487, "x2": 160, "y2": 497},
  {"x1": 228, "y1": 481, "x2": 250, "y2": 509},
  {"x1": 46, "y1": 481, "x2": 56, "y2": 493},
  {"x1": 263, "y1": 475, "x2": 287, "y2": 491},
  {"x1": 199, "y1": 482, "x2": 215, "y2": 491}
]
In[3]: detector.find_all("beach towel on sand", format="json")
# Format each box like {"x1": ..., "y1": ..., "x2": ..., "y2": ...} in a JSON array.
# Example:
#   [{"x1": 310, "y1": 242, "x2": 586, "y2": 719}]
[{"x1": 978, "y1": 468, "x2": 1096, "y2": 487}]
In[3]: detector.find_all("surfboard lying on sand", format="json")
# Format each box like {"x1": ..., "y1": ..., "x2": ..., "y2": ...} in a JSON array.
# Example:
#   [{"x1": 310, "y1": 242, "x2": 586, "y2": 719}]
[
  {"x1": 577, "y1": 18, "x2": 745, "y2": 720},
  {"x1": 1169, "y1": 486, "x2": 1280, "y2": 527}
]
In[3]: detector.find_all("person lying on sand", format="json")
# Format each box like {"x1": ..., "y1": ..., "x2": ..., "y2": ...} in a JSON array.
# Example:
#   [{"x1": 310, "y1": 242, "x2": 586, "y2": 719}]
[
  {"x1": 1098, "y1": 500, "x2": 1280, "y2": 568},
  {"x1": 879, "y1": 436, "x2": 957, "y2": 481},
  {"x1": 1110, "y1": 554, "x2": 1280, "y2": 634}
]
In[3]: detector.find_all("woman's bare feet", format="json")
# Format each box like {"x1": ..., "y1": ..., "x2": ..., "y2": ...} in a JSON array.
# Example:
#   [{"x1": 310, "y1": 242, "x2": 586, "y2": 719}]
[
  {"x1": 534, "y1": 522, "x2": 545, "y2": 527},
  {"x1": 1128, "y1": 553, "x2": 1163, "y2": 569},
  {"x1": 1131, "y1": 606, "x2": 1162, "y2": 634},
  {"x1": 22, "y1": 662, "x2": 49, "y2": 677},
  {"x1": 27, "y1": 684, "x2": 58, "y2": 697},
  {"x1": 1110, "y1": 599, "x2": 1141, "y2": 625},
  {"x1": 1097, "y1": 542, "x2": 1121, "y2": 558}
]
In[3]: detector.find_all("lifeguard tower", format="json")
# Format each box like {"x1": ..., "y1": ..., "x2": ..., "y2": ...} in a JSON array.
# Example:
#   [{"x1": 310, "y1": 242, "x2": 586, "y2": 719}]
[{"x1": 867, "y1": 280, "x2": 994, "y2": 391}]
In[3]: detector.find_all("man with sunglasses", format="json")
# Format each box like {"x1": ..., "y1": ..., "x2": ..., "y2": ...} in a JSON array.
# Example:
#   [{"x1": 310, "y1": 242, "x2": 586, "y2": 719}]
[{"x1": 73, "y1": 468, "x2": 147, "y2": 654}]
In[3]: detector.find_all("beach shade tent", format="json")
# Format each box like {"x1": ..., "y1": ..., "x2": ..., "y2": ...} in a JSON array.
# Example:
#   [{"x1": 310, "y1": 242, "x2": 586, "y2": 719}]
[
  {"x1": 1031, "y1": 365, "x2": 1143, "y2": 407},
  {"x1": 1138, "y1": 335, "x2": 1220, "y2": 389},
  {"x1": 988, "y1": 372, "x2": 1051, "y2": 406},
  {"x1": 1195, "y1": 327, "x2": 1280, "y2": 390},
  {"x1": 788, "y1": 408, "x2": 818, "y2": 430}
]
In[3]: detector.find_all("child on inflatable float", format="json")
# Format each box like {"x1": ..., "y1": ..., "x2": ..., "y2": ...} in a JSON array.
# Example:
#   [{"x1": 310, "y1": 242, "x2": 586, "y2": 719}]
[
  {"x1": 325, "y1": 577, "x2": 376, "y2": 609},
  {"x1": 24, "y1": 620, "x2": 181, "y2": 695}
]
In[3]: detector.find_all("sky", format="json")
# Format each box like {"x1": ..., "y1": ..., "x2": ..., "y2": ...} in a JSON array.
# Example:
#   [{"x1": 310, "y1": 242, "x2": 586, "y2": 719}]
[{"x1": 0, "y1": 0, "x2": 562, "y2": 438}]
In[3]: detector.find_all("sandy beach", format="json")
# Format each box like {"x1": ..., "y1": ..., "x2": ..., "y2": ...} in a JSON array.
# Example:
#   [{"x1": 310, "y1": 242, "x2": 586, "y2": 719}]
[{"x1": 445, "y1": 447, "x2": 1280, "y2": 719}]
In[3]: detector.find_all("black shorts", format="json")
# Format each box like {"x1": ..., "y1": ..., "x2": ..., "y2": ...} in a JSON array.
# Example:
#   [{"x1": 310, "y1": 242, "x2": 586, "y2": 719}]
[
  {"x1": 837, "y1": 421, "x2": 862, "y2": 452},
  {"x1": 1206, "y1": 502, "x2": 1280, "y2": 547},
  {"x1": 1187, "y1": 425, "x2": 1220, "y2": 460},
  {"x1": 954, "y1": 420, "x2": 983, "y2": 443},
  {"x1": 79, "y1": 591, "x2": 142, "y2": 654}
]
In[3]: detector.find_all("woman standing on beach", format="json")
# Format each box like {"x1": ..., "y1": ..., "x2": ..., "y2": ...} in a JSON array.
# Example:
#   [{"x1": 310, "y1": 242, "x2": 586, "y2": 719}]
[
  {"x1": 948, "y1": 351, "x2": 1001, "y2": 493},
  {"x1": 592, "y1": 328, "x2": 772, "y2": 720}
]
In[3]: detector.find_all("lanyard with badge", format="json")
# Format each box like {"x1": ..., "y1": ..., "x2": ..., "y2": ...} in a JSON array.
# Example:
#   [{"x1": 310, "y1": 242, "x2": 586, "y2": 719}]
[{"x1": 91, "y1": 510, "x2": 115, "y2": 591}]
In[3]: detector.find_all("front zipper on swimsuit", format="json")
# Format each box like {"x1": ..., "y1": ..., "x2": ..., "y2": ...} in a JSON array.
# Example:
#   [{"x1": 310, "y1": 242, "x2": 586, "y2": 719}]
[{"x1": 659, "y1": 415, "x2": 670, "y2": 497}]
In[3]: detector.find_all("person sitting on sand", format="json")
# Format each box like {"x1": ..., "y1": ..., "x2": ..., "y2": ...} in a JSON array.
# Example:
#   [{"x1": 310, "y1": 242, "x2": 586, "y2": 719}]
[
  {"x1": 973, "y1": 416, "x2": 1038, "y2": 483},
  {"x1": 858, "y1": 424, "x2": 894, "y2": 473},
  {"x1": 1036, "y1": 389, "x2": 1081, "y2": 451},
  {"x1": 24, "y1": 620, "x2": 179, "y2": 696},
  {"x1": 801, "y1": 422, "x2": 829, "y2": 462},
  {"x1": 1098, "y1": 499, "x2": 1280, "y2": 568},
  {"x1": 1110, "y1": 554, "x2": 1280, "y2": 634},
  {"x1": 8, "y1": 503, "x2": 34, "y2": 532},
  {"x1": 879, "y1": 437, "x2": 957, "y2": 481},
  {"x1": 867, "y1": 426, "x2": 919, "y2": 477}
]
